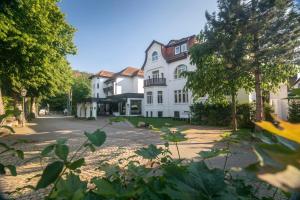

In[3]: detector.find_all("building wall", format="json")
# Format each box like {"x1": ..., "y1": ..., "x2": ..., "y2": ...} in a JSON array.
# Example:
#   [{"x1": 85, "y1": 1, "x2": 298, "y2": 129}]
[
  {"x1": 143, "y1": 42, "x2": 195, "y2": 118},
  {"x1": 133, "y1": 77, "x2": 144, "y2": 94},
  {"x1": 91, "y1": 77, "x2": 108, "y2": 98}
]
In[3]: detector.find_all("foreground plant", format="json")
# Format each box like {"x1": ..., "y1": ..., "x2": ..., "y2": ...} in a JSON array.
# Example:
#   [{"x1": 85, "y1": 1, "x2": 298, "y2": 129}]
[
  {"x1": 253, "y1": 117, "x2": 300, "y2": 195},
  {"x1": 0, "y1": 110, "x2": 24, "y2": 176}
]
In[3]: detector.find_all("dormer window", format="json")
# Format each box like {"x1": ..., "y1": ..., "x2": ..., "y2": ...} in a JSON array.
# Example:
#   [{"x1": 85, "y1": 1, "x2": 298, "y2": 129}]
[
  {"x1": 152, "y1": 51, "x2": 158, "y2": 61},
  {"x1": 175, "y1": 46, "x2": 181, "y2": 55},
  {"x1": 181, "y1": 43, "x2": 187, "y2": 52},
  {"x1": 175, "y1": 43, "x2": 188, "y2": 55}
]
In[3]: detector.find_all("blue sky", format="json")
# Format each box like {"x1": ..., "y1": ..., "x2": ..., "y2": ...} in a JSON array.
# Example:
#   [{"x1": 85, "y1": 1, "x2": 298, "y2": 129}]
[{"x1": 59, "y1": 0, "x2": 218, "y2": 73}]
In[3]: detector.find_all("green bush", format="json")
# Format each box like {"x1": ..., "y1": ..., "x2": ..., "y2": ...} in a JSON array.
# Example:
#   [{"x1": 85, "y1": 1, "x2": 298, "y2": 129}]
[
  {"x1": 191, "y1": 102, "x2": 276, "y2": 129},
  {"x1": 191, "y1": 103, "x2": 255, "y2": 128},
  {"x1": 191, "y1": 103, "x2": 231, "y2": 126},
  {"x1": 288, "y1": 100, "x2": 300, "y2": 123}
]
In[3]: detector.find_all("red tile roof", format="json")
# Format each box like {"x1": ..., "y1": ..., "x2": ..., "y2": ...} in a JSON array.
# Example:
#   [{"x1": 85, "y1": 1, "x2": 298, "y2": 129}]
[
  {"x1": 91, "y1": 67, "x2": 144, "y2": 82},
  {"x1": 89, "y1": 70, "x2": 114, "y2": 79},
  {"x1": 118, "y1": 67, "x2": 144, "y2": 77}
]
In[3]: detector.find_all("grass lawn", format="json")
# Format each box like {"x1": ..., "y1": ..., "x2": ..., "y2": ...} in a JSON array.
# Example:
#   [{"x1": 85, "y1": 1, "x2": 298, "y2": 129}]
[{"x1": 123, "y1": 116, "x2": 189, "y2": 129}]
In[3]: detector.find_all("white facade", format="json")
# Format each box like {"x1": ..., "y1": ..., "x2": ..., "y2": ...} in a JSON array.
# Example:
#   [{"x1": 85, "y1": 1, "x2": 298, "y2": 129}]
[
  {"x1": 77, "y1": 68, "x2": 144, "y2": 119},
  {"x1": 142, "y1": 41, "x2": 197, "y2": 118},
  {"x1": 91, "y1": 77, "x2": 109, "y2": 98}
]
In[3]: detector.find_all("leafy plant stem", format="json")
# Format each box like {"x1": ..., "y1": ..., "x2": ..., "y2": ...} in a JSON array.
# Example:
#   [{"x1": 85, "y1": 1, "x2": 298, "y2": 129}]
[
  {"x1": 272, "y1": 188, "x2": 278, "y2": 198},
  {"x1": 223, "y1": 142, "x2": 230, "y2": 171},
  {"x1": 175, "y1": 142, "x2": 181, "y2": 160}
]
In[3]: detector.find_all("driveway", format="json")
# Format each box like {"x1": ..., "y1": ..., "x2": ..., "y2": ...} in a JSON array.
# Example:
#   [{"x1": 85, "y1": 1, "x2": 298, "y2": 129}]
[{"x1": 0, "y1": 116, "x2": 256, "y2": 199}]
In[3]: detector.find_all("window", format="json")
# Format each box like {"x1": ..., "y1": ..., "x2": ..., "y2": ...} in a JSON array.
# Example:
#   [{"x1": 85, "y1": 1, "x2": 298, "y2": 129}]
[
  {"x1": 130, "y1": 100, "x2": 142, "y2": 115},
  {"x1": 174, "y1": 64, "x2": 187, "y2": 79},
  {"x1": 182, "y1": 90, "x2": 189, "y2": 103},
  {"x1": 157, "y1": 91, "x2": 163, "y2": 104},
  {"x1": 174, "y1": 89, "x2": 189, "y2": 103},
  {"x1": 161, "y1": 73, "x2": 164, "y2": 78},
  {"x1": 175, "y1": 46, "x2": 181, "y2": 55},
  {"x1": 147, "y1": 92, "x2": 153, "y2": 104},
  {"x1": 97, "y1": 83, "x2": 99, "y2": 89},
  {"x1": 146, "y1": 111, "x2": 148, "y2": 117},
  {"x1": 152, "y1": 51, "x2": 158, "y2": 61},
  {"x1": 152, "y1": 70, "x2": 159, "y2": 79},
  {"x1": 174, "y1": 111, "x2": 180, "y2": 118},
  {"x1": 181, "y1": 43, "x2": 187, "y2": 52},
  {"x1": 158, "y1": 111, "x2": 163, "y2": 117},
  {"x1": 150, "y1": 111, "x2": 153, "y2": 117},
  {"x1": 97, "y1": 93, "x2": 99, "y2": 98}
]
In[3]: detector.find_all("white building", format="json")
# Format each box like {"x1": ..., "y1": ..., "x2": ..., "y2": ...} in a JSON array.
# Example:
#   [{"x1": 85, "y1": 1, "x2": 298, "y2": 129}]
[
  {"x1": 142, "y1": 35, "x2": 290, "y2": 120},
  {"x1": 142, "y1": 36, "x2": 200, "y2": 118},
  {"x1": 77, "y1": 67, "x2": 144, "y2": 119}
]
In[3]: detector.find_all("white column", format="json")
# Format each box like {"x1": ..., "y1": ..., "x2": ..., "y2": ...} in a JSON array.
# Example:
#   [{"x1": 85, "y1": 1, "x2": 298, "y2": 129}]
[
  {"x1": 126, "y1": 99, "x2": 130, "y2": 116},
  {"x1": 92, "y1": 102, "x2": 97, "y2": 119}
]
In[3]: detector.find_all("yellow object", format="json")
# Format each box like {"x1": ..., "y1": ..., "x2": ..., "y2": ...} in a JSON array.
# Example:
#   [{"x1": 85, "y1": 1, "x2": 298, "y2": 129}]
[{"x1": 256, "y1": 117, "x2": 300, "y2": 144}]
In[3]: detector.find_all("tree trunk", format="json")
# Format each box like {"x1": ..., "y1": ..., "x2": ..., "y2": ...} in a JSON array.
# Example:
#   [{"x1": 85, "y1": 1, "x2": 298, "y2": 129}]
[
  {"x1": 255, "y1": 68, "x2": 264, "y2": 122},
  {"x1": 231, "y1": 93, "x2": 237, "y2": 132},
  {"x1": 0, "y1": 88, "x2": 4, "y2": 115},
  {"x1": 30, "y1": 97, "x2": 37, "y2": 117}
]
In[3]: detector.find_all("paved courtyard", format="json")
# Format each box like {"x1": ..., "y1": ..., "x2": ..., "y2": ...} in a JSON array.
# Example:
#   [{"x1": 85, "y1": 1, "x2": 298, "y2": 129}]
[{"x1": 0, "y1": 116, "x2": 257, "y2": 199}]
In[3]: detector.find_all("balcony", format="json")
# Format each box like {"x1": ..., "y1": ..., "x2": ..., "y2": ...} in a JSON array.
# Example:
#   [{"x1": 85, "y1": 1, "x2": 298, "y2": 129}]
[{"x1": 144, "y1": 78, "x2": 167, "y2": 87}]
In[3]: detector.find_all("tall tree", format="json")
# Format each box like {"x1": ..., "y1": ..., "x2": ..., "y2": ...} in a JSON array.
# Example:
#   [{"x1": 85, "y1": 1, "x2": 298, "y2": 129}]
[
  {"x1": 245, "y1": 0, "x2": 300, "y2": 121},
  {"x1": 0, "y1": 0, "x2": 76, "y2": 115},
  {"x1": 185, "y1": 0, "x2": 252, "y2": 131},
  {"x1": 71, "y1": 73, "x2": 91, "y2": 115}
]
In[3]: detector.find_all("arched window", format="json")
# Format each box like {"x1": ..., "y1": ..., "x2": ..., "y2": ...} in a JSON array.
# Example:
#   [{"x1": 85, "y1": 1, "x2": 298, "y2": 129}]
[
  {"x1": 152, "y1": 51, "x2": 158, "y2": 61},
  {"x1": 174, "y1": 65, "x2": 187, "y2": 79}
]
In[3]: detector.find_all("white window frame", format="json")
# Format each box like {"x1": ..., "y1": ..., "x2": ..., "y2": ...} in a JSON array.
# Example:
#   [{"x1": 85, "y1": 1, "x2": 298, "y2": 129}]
[
  {"x1": 152, "y1": 51, "x2": 158, "y2": 61},
  {"x1": 181, "y1": 43, "x2": 187, "y2": 52},
  {"x1": 157, "y1": 91, "x2": 163, "y2": 104},
  {"x1": 147, "y1": 92, "x2": 153, "y2": 104},
  {"x1": 175, "y1": 46, "x2": 181, "y2": 55},
  {"x1": 174, "y1": 65, "x2": 187, "y2": 79}
]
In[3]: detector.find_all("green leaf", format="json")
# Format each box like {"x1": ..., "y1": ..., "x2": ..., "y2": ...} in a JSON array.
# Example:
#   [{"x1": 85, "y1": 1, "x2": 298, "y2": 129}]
[
  {"x1": 49, "y1": 173, "x2": 87, "y2": 200},
  {"x1": 84, "y1": 130, "x2": 106, "y2": 147},
  {"x1": 198, "y1": 148, "x2": 229, "y2": 159},
  {"x1": 67, "y1": 158, "x2": 85, "y2": 170},
  {"x1": 16, "y1": 150, "x2": 24, "y2": 159},
  {"x1": 56, "y1": 138, "x2": 68, "y2": 145},
  {"x1": 0, "y1": 142, "x2": 10, "y2": 150},
  {"x1": 0, "y1": 125, "x2": 15, "y2": 133},
  {"x1": 135, "y1": 144, "x2": 163, "y2": 160},
  {"x1": 6, "y1": 165, "x2": 17, "y2": 176},
  {"x1": 0, "y1": 163, "x2": 5, "y2": 174},
  {"x1": 55, "y1": 144, "x2": 69, "y2": 161},
  {"x1": 36, "y1": 161, "x2": 64, "y2": 190},
  {"x1": 41, "y1": 144, "x2": 55, "y2": 157},
  {"x1": 93, "y1": 178, "x2": 116, "y2": 196}
]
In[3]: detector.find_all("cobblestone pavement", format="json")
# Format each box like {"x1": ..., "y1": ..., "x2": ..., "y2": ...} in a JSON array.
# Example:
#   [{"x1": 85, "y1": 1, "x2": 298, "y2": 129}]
[{"x1": 0, "y1": 116, "x2": 257, "y2": 199}]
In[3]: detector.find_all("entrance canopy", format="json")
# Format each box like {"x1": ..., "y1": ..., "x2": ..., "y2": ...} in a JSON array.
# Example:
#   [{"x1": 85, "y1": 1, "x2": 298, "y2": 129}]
[{"x1": 79, "y1": 93, "x2": 144, "y2": 104}]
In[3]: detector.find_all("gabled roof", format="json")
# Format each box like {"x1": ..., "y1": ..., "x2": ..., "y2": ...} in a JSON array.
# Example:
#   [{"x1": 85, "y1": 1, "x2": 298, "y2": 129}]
[
  {"x1": 118, "y1": 67, "x2": 144, "y2": 77},
  {"x1": 89, "y1": 70, "x2": 114, "y2": 79},
  {"x1": 141, "y1": 35, "x2": 197, "y2": 69},
  {"x1": 104, "y1": 67, "x2": 144, "y2": 83}
]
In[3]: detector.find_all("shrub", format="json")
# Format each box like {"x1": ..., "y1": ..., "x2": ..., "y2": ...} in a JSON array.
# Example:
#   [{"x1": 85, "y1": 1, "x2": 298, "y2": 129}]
[
  {"x1": 191, "y1": 102, "x2": 255, "y2": 128},
  {"x1": 191, "y1": 102, "x2": 231, "y2": 126},
  {"x1": 288, "y1": 100, "x2": 300, "y2": 123}
]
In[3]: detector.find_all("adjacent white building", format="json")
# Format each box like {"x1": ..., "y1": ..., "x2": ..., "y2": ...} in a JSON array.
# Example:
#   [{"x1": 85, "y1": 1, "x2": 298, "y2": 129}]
[
  {"x1": 142, "y1": 36, "x2": 200, "y2": 118},
  {"x1": 77, "y1": 67, "x2": 144, "y2": 119}
]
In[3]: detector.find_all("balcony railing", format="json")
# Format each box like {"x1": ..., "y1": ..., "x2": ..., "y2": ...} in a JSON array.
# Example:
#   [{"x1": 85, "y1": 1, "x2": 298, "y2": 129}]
[{"x1": 144, "y1": 78, "x2": 167, "y2": 87}]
